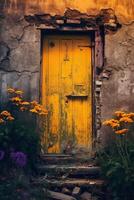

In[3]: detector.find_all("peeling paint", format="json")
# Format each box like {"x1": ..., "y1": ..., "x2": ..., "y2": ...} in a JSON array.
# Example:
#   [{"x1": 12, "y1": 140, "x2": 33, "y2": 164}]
[
  {"x1": 0, "y1": 1, "x2": 134, "y2": 149},
  {"x1": 1, "y1": 0, "x2": 134, "y2": 23}
]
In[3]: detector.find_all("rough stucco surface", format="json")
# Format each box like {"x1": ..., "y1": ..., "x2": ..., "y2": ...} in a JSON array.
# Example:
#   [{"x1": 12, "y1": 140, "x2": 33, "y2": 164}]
[
  {"x1": 100, "y1": 23, "x2": 134, "y2": 145},
  {"x1": 1, "y1": 0, "x2": 134, "y2": 23},
  {"x1": 0, "y1": 15, "x2": 41, "y2": 102},
  {"x1": 0, "y1": 1, "x2": 134, "y2": 146}
]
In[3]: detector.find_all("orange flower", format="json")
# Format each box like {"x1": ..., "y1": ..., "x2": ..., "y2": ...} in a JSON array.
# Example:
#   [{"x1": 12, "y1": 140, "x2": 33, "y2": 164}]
[
  {"x1": 21, "y1": 101, "x2": 30, "y2": 106},
  {"x1": 111, "y1": 123, "x2": 120, "y2": 128},
  {"x1": 128, "y1": 112, "x2": 134, "y2": 117},
  {"x1": 29, "y1": 109, "x2": 38, "y2": 114},
  {"x1": 30, "y1": 105, "x2": 48, "y2": 115},
  {"x1": 115, "y1": 111, "x2": 125, "y2": 117},
  {"x1": 15, "y1": 90, "x2": 23, "y2": 95},
  {"x1": 7, "y1": 116, "x2": 14, "y2": 121},
  {"x1": 0, "y1": 118, "x2": 4, "y2": 124},
  {"x1": 115, "y1": 129, "x2": 128, "y2": 135},
  {"x1": 30, "y1": 101, "x2": 38, "y2": 106},
  {"x1": 103, "y1": 119, "x2": 120, "y2": 128},
  {"x1": 34, "y1": 105, "x2": 42, "y2": 112},
  {"x1": 39, "y1": 111, "x2": 48, "y2": 115},
  {"x1": 7, "y1": 88, "x2": 15, "y2": 94},
  {"x1": 119, "y1": 117, "x2": 133, "y2": 123},
  {"x1": 20, "y1": 107, "x2": 27, "y2": 111},
  {"x1": 10, "y1": 96, "x2": 22, "y2": 103},
  {"x1": 121, "y1": 113, "x2": 134, "y2": 118},
  {"x1": 1, "y1": 111, "x2": 11, "y2": 117}
]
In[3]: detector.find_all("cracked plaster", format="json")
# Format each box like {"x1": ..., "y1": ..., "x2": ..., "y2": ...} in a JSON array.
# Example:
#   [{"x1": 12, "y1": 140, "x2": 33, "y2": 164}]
[{"x1": 0, "y1": 6, "x2": 134, "y2": 147}]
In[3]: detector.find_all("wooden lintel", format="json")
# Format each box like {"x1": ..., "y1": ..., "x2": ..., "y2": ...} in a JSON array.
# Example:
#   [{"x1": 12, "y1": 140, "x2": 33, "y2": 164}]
[{"x1": 36, "y1": 24, "x2": 98, "y2": 31}]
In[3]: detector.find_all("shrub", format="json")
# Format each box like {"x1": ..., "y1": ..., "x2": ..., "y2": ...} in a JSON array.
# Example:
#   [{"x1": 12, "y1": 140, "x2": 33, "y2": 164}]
[
  {"x1": 98, "y1": 111, "x2": 134, "y2": 200},
  {"x1": 0, "y1": 88, "x2": 47, "y2": 171},
  {"x1": 0, "y1": 173, "x2": 47, "y2": 200}
]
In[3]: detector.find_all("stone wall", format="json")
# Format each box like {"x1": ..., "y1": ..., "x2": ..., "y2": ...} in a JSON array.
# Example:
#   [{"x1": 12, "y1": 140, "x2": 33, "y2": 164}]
[
  {"x1": 0, "y1": 1, "x2": 134, "y2": 146},
  {"x1": 99, "y1": 22, "x2": 134, "y2": 145}
]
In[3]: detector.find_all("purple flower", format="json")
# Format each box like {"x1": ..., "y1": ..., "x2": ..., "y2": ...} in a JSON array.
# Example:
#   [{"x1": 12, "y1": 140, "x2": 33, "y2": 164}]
[
  {"x1": 0, "y1": 150, "x2": 5, "y2": 160},
  {"x1": 10, "y1": 151, "x2": 27, "y2": 167}
]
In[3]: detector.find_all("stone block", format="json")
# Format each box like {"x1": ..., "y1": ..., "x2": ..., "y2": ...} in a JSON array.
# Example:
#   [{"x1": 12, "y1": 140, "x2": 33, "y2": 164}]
[
  {"x1": 56, "y1": 19, "x2": 64, "y2": 24},
  {"x1": 72, "y1": 186, "x2": 81, "y2": 196},
  {"x1": 47, "y1": 190, "x2": 76, "y2": 200},
  {"x1": 66, "y1": 19, "x2": 81, "y2": 24},
  {"x1": 80, "y1": 192, "x2": 92, "y2": 200},
  {"x1": 96, "y1": 87, "x2": 101, "y2": 92},
  {"x1": 96, "y1": 81, "x2": 102, "y2": 86},
  {"x1": 62, "y1": 187, "x2": 72, "y2": 195},
  {"x1": 37, "y1": 24, "x2": 55, "y2": 29}
]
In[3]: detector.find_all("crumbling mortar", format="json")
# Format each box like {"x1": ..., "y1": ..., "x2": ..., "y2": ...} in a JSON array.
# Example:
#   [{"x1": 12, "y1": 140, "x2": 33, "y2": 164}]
[
  {"x1": 95, "y1": 61, "x2": 115, "y2": 142},
  {"x1": 93, "y1": 23, "x2": 133, "y2": 144},
  {"x1": 94, "y1": 14, "x2": 124, "y2": 139},
  {"x1": 95, "y1": 46, "x2": 134, "y2": 140},
  {"x1": 24, "y1": 8, "x2": 121, "y2": 33}
]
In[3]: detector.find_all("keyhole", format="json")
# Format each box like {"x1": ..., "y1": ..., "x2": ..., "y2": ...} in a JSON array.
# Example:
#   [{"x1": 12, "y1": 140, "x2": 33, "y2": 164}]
[{"x1": 65, "y1": 99, "x2": 69, "y2": 104}]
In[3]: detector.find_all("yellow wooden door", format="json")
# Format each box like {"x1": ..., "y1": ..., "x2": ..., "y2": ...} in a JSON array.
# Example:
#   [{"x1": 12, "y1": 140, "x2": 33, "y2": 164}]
[{"x1": 42, "y1": 34, "x2": 92, "y2": 154}]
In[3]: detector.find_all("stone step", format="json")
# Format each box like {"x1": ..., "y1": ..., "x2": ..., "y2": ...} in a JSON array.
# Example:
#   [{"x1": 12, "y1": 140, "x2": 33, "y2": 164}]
[
  {"x1": 46, "y1": 190, "x2": 77, "y2": 200},
  {"x1": 40, "y1": 154, "x2": 74, "y2": 165},
  {"x1": 32, "y1": 177, "x2": 105, "y2": 190},
  {"x1": 37, "y1": 164, "x2": 101, "y2": 178},
  {"x1": 40, "y1": 154, "x2": 96, "y2": 165}
]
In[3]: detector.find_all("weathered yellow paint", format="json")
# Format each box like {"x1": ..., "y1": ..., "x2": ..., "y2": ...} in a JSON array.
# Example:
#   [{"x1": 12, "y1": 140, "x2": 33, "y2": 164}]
[
  {"x1": 42, "y1": 34, "x2": 92, "y2": 153},
  {"x1": 4, "y1": 0, "x2": 134, "y2": 23},
  {"x1": 42, "y1": 38, "x2": 60, "y2": 153}
]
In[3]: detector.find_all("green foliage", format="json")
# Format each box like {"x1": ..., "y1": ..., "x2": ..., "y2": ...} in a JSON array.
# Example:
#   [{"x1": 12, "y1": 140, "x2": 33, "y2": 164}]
[
  {"x1": 0, "y1": 109, "x2": 40, "y2": 167},
  {"x1": 0, "y1": 88, "x2": 48, "y2": 199},
  {"x1": 0, "y1": 172, "x2": 47, "y2": 200},
  {"x1": 0, "y1": 115, "x2": 41, "y2": 169},
  {"x1": 99, "y1": 111, "x2": 134, "y2": 200},
  {"x1": 0, "y1": 88, "x2": 46, "y2": 170},
  {"x1": 98, "y1": 137, "x2": 134, "y2": 200}
]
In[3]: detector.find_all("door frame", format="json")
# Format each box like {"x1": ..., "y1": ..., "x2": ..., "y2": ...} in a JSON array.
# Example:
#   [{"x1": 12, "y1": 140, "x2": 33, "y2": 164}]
[{"x1": 40, "y1": 30, "x2": 97, "y2": 152}]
